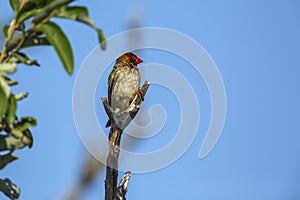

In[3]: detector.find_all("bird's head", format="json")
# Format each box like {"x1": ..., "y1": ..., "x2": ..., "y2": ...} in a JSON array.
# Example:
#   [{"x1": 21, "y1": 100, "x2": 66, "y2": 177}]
[{"x1": 117, "y1": 52, "x2": 143, "y2": 67}]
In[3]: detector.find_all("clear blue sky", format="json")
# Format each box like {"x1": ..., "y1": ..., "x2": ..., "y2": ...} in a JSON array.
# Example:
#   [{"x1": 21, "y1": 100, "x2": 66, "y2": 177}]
[{"x1": 1, "y1": 0, "x2": 300, "y2": 200}]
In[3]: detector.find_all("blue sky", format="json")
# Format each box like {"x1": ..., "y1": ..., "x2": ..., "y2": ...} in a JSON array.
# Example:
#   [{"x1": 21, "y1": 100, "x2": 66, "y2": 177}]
[{"x1": 1, "y1": 0, "x2": 300, "y2": 200}]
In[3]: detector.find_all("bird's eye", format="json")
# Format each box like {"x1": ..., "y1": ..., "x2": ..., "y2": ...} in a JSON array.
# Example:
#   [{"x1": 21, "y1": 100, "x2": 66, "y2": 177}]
[{"x1": 130, "y1": 56, "x2": 137, "y2": 63}]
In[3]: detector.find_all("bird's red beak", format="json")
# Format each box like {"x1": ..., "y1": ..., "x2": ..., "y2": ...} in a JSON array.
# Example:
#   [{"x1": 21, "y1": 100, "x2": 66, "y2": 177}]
[{"x1": 136, "y1": 57, "x2": 143, "y2": 64}]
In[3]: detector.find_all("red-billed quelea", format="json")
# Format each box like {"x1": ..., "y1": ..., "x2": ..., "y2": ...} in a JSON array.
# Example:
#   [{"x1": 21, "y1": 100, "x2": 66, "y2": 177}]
[{"x1": 105, "y1": 52, "x2": 143, "y2": 128}]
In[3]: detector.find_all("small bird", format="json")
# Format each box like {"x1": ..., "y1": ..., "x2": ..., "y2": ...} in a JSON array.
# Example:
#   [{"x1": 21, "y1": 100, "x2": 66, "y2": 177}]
[{"x1": 105, "y1": 52, "x2": 143, "y2": 128}]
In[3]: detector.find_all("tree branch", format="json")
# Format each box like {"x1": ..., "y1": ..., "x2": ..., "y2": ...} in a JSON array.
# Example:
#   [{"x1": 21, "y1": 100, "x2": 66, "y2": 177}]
[
  {"x1": 102, "y1": 81, "x2": 150, "y2": 200},
  {"x1": 117, "y1": 171, "x2": 131, "y2": 200}
]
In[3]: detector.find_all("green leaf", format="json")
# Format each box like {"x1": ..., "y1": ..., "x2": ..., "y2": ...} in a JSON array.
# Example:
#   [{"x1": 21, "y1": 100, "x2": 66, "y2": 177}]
[
  {"x1": 16, "y1": 1, "x2": 41, "y2": 24},
  {"x1": 9, "y1": 0, "x2": 19, "y2": 12},
  {"x1": 76, "y1": 15, "x2": 106, "y2": 49},
  {"x1": 2, "y1": 25, "x2": 9, "y2": 37},
  {"x1": 0, "y1": 123, "x2": 34, "y2": 151},
  {"x1": 0, "y1": 77, "x2": 10, "y2": 120},
  {"x1": 31, "y1": 0, "x2": 75, "y2": 25},
  {"x1": 14, "y1": 92, "x2": 28, "y2": 101},
  {"x1": 16, "y1": 0, "x2": 55, "y2": 24},
  {"x1": 0, "y1": 76, "x2": 11, "y2": 98},
  {"x1": 6, "y1": 33, "x2": 23, "y2": 52},
  {"x1": 0, "y1": 178, "x2": 20, "y2": 199},
  {"x1": 11, "y1": 52, "x2": 40, "y2": 66},
  {"x1": 0, "y1": 63, "x2": 16, "y2": 74},
  {"x1": 11, "y1": 129, "x2": 23, "y2": 138},
  {"x1": 19, "y1": 31, "x2": 51, "y2": 49},
  {"x1": 7, "y1": 80, "x2": 18, "y2": 86},
  {"x1": 21, "y1": 116, "x2": 37, "y2": 127},
  {"x1": 76, "y1": 15, "x2": 96, "y2": 28},
  {"x1": 96, "y1": 28, "x2": 106, "y2": 49},
  {"x1": 16, "y1": 9, "x2": 41, "y2": 24},
  {"x1": 15, "y1": 116, "x2": 37, "y2": 132},
  {"x1": 0, "y1": 85, "x2": 8, "y2": 121},
  {"x1": 56, "y1": 6, "x2": 88, "y2": 20},
  {"x1": 6, "y1": 129, "x2": 33, "y2": 149},
  {"x1": 0, "y1": 135, "x2": 29, "y2": 151},
  {"x1": 23, "y1": 129, "x2": 33, "y2": 148},
  {"x1": 7, "y1": 95, "x2": 17, "y2": 125},
  {"x1": 38, "y1": 21, "x2": 74, "y2": 75},
  {"x1": 0, "y1": 153, "x2": 18, "y2": 169},
  {"x1": 22, "y1": 36, "x2": 51, "y2": 48},
  {"x1": 57, "y1": 6, "x2": 106, "y2": 49}
]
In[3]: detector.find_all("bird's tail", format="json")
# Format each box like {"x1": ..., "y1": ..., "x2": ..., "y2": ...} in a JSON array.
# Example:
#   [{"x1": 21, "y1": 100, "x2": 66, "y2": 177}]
[{"x1": 105, "y1": 119, "x2": 111, "y2": 128}]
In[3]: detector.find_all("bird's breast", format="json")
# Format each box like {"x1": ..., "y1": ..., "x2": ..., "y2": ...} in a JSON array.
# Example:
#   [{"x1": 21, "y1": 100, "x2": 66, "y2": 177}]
[{"x1": 111, "y1": 68, "x2": 140, "y2": 112}]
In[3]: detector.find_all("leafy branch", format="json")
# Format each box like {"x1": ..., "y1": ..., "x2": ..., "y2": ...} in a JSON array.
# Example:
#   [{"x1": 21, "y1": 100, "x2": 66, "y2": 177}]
[{"x1": 0, "y1": 0, "x2": 106, "y2": 199}]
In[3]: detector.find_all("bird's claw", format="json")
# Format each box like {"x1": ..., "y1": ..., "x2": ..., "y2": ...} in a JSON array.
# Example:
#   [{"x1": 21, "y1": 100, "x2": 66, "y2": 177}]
[{"x1": 121, "y1": 111, "x2": 126, "y2": 116}]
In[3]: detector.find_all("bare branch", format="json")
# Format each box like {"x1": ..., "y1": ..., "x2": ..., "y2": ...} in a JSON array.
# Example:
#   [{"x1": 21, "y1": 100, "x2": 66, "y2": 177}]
[{"x1": 117, "y1": 171, "x2": 131, "y2": 200}]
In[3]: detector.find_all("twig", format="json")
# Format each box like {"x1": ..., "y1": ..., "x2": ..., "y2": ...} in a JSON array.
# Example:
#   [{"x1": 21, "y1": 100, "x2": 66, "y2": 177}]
[
  {"x1": 117, "y1": 172, "x2": 131, "y2": 200},
  {"x1": 102, "y1": 81, "x2": 150, "y2": 200},
  {"x1": 0, "y1": 0, "x2": 28, "y2": 63}
]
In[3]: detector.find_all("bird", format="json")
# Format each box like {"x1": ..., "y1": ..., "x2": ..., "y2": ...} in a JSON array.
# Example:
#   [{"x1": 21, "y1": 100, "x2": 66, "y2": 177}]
[{"x1": 105, "y1": 52, "x2": 143, "y2": 128}]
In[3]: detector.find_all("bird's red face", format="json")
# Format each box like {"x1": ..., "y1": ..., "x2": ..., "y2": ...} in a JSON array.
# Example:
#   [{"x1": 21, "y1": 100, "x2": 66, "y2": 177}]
[{"x1": 118, "y1": 52, "x2": 143, "y2": 66}]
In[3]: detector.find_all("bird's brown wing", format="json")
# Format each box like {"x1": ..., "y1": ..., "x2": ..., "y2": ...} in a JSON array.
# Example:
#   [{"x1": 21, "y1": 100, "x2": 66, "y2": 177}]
[
  {"x1": 107, "y1": 68, "x2": 114, "y2": 106},
  {"x1": 108, "y1": 65, "x2": 119, "y2": 105},
  {"x1": 106, "y1": 65, "x2": 120, "y2": 127}
]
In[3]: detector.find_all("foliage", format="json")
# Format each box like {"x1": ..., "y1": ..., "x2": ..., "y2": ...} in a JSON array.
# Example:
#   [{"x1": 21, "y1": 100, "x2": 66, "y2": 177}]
[{"x1": 0, "y1": 0, "x2": 106, "y2": 199}]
